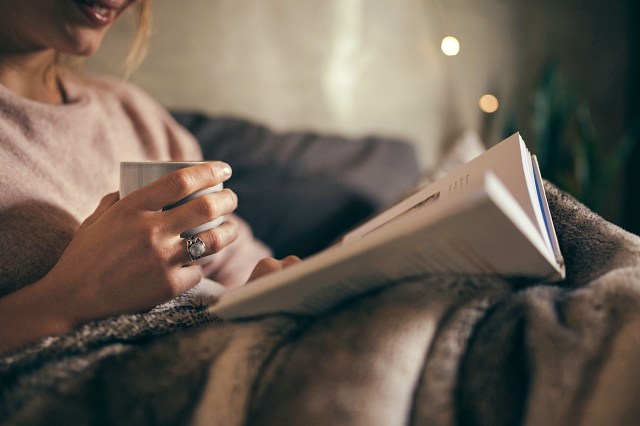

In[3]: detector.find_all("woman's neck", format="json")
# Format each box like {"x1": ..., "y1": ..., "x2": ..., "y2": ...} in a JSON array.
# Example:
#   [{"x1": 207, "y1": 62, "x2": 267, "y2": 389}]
[{"x1": 0, "y1": 49, "x2": 65, "y2": 105}]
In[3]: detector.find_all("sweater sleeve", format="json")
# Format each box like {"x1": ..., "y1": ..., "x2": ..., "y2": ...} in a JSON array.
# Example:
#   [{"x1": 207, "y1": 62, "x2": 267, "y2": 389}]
[{"x1": 156, "y1": 103, "x2": 204, "y2": 162}]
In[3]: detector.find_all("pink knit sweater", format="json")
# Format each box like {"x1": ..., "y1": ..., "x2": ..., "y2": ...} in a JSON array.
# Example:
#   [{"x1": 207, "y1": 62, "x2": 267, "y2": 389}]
[{"x1": 0, "y1": 72, "x2": 270, "y2": 297}]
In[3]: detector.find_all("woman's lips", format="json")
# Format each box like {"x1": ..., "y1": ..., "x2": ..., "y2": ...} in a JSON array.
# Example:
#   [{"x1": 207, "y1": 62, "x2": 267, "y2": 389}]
[{"x1": 72, "y1": 0, "x2": 121, "y2": 26}]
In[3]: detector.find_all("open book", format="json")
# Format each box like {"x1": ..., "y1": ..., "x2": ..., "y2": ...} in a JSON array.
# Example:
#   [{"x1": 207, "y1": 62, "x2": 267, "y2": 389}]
[{"x1": 209, "y1": 133, "x2": 566, "y2": 319}]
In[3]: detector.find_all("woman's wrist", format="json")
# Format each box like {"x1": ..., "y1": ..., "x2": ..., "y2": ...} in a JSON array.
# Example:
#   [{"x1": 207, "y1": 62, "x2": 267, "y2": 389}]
[
  {"x1": 0, "y1": 274, "x2": 78, "y2": 355},
  {"x1": 36, "y1": 271, "x2": 83, "y2": 333}
]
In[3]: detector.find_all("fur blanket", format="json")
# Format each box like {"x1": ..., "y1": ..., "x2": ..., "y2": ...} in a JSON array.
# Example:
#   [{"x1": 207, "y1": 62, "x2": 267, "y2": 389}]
[{"x1": 2, "y1": 183, "x2": 640, "y2": 426}]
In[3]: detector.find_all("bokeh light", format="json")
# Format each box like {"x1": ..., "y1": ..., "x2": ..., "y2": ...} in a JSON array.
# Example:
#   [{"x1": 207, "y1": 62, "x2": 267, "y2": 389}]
[
  {"x1": 479, "y1": 94, "x2": 499, "y2": 113},
  {"x1": 441, "y1": 36, "x2": 460, "y2": 56}
]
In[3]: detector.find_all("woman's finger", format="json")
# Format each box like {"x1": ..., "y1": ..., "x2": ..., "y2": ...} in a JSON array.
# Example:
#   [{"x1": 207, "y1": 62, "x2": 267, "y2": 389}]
[
  {"x1": 169, "y1": 265, "x2": 205, "y2": 298},
  {"x1": 171, "y1": 219, "x2": 239, "y2": 264},
  {"x1": 246, "y1": 255, "x2": 302, "y2": 282},
  {"x1": 162, "y1": 189, "x2": 238, "y2": 235},
  {"x1": 80, "y1": 192, "x2": 119, "y2": 230},
  {"x1": 280, "y1": 255, "x2": 302, "y2": 268},
  {"x1": 124, "y1": 162, "x2": 232, "y2": 211}
]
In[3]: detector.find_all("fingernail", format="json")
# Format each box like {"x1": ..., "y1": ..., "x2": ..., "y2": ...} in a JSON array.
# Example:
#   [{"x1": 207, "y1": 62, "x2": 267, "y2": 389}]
[{"x1": 222, "y1": 165, "x2": 232, "y2": 178}]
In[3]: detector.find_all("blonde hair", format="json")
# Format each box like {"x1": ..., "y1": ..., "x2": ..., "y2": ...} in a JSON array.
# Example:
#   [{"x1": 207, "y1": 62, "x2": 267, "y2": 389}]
[{"x1": 123, "y1": 0, "x2": 153, "y2": 77}]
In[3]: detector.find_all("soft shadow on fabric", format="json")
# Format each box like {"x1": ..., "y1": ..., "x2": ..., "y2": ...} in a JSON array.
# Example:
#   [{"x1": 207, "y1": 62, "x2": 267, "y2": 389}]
[{"x1": 0, "y1": 202, "x2": 79, "y2": 297}]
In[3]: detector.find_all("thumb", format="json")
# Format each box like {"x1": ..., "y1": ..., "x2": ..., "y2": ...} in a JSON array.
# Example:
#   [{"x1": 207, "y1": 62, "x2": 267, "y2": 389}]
[{"x1": 80, "y1": 191, "x2": 120, "y2": 230}]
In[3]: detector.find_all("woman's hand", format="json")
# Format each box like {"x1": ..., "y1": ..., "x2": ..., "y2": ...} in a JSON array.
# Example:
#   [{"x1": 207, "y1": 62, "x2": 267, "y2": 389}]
[
  {"x1": 247, "y1": 256, "x2": 302, "y2": 282},
  {"x1": 43, "y1": 162, "x2": 238, "y2": 326}
]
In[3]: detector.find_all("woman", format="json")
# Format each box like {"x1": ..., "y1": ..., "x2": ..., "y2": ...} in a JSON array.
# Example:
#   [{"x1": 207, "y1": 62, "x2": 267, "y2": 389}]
[{"x1": 0, "y1": 0, "x2": 298, "y2": 354}]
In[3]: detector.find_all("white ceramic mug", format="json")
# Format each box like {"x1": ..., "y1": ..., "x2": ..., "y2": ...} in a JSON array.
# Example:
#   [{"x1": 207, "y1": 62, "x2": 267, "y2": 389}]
[{"x1": 120, "y1": 161, "x2": 225, "y2": 263}]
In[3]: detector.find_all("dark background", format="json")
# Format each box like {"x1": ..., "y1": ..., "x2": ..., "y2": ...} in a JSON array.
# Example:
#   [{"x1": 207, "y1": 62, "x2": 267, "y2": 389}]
[
  {"x1": 482, "y1": 0, "x2": 639, "y2": 234},
  {"x1": 623, "y1": 0, "x2": 639, "y2": 234}
]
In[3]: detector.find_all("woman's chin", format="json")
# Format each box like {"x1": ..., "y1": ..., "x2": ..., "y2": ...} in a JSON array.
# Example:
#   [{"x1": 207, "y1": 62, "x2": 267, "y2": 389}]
[{"x1": 60, "y1": 34, "x2": 107, "y2": 57}]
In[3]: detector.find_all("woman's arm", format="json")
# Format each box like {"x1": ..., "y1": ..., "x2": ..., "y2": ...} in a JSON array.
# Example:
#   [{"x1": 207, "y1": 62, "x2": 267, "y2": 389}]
[
  {"x1": 0, "y1": 162, "x2": 237, "y2": 355},
  {"x1": 0, "y1": 273, "x2": 76, "y2": 355}
]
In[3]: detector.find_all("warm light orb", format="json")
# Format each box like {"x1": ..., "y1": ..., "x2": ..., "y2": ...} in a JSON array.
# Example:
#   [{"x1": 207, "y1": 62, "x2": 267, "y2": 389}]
[
  {"x1": 479, "y1": 94, "x2": 499, "y2": 113},
  {"x1": 441, "y1": 36, "x2": 460, "y2": 56}
]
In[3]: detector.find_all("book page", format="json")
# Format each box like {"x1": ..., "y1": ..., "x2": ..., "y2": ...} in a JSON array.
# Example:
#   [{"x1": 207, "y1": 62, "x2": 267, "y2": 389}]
[
  {"x1": 531, "y1": 155, "x2": 564, "y2": 265},
  {"x1": 518, "y1": 137, "x2": 553, "y2": 251}
]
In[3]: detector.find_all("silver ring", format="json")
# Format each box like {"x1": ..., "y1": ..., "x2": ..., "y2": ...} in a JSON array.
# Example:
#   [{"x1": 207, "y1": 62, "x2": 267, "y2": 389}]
[{"x1": 186, "y1": 236, "x2": 206, "y2": 261}]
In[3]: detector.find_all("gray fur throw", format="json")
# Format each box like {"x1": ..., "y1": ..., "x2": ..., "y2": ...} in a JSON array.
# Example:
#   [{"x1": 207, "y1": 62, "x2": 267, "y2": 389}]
[{"x1": 2, "y1": 182, "x2": 640, "y2": 426}]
